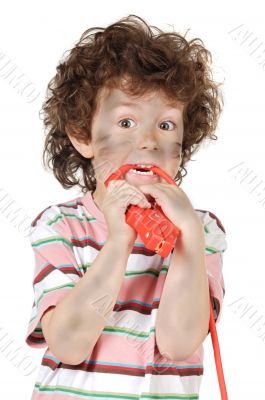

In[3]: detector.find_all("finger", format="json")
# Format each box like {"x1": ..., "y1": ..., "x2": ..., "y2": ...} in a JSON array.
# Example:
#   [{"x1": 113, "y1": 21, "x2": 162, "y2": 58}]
[
  {"x1": 107, "y1": 180, "x2": 127, "y2": 194},
  {"x1": 108, "y1": 180, "x2": 150, "y2": 202},
  {"x1": 107, "y1": 185, "x2": 151, "y2": 210},
  {"x1": 138, "y1": 184, "x2": 166, "y2": 206},
  {"x1": 138, "y1": 184, "x2": 161, "y2": 196},
  {"x1": 113, "y1": 187, "x2": 151, "y2": 206},
  {"x1": 120, "y1": 192, "x2": 151, "y2": 209},
  {"x1": 124, "y1": 188, "x2": 151, "y2": 206}
]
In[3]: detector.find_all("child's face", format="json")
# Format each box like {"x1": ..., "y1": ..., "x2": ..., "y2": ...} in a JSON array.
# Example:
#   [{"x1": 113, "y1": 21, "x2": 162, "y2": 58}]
[{"x1": 67, "y1": 83, "x2": 184, "y2": 208}]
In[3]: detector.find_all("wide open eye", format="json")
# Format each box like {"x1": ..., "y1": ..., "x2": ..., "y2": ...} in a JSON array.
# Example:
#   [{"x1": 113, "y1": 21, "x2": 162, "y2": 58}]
[
  {"x1": 160, "y1": 121, "x2": 176, "y2": 130},
  {"x1": 118, "y1": 118, "x2": 136, "y2": 128}
]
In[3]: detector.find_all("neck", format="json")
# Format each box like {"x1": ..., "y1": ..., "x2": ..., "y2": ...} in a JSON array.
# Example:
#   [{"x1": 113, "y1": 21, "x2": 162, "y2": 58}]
[{"x1": 91, "y1": 187, "x2": 103, "y2": 211}]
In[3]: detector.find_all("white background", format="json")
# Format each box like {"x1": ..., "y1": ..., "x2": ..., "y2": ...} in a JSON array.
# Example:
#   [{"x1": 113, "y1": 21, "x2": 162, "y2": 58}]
[{"x1": 0, "y1": 0, "x2": 265, "y2": 398}]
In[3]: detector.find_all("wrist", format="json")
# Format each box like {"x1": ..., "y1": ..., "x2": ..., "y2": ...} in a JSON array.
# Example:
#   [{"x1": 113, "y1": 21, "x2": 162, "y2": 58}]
[
  {"x1": 175, "y1": 214, "x2": 205, "y2": 249},
  {"x1": 179, "y1": 211, "x2": 203, "y2": 232}
]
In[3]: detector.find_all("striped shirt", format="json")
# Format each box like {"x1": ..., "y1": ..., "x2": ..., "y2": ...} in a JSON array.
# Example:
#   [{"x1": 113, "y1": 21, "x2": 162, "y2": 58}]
[{"x1": 25, "y1": 190, "x2": 227, "y2": 399}]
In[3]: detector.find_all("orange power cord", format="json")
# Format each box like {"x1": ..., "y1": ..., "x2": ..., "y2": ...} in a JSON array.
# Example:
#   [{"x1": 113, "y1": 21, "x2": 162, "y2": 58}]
[{"x1": 209, "y1": 293, "x2": 228, "y2": 399}]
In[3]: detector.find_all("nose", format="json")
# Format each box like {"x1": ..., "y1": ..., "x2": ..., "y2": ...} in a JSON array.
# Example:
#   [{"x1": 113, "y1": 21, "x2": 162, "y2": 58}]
[{"x1": 135, "y1": 128, "x2": 159, "y2": 150}]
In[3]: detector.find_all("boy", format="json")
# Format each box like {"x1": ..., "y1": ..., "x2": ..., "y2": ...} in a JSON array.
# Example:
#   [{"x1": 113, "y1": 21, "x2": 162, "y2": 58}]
[{"x1": 25, "y1": 14, "x2": 227, "y2": 399}]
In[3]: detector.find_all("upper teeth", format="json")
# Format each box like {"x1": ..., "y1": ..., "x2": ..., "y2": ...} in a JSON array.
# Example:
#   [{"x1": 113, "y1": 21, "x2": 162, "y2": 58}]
[
  {"x1": 132, "y1": 164, "x2": 154, "y2": 175},
  {"x1": 131, "y1": 169, "x2": 154, "y2": 175}
]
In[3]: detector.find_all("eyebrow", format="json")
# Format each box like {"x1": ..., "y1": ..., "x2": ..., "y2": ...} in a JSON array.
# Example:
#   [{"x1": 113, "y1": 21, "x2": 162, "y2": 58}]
[
  {"x1": 112, "y1": 101, "x2": 181, "y2": 111},
  {"x1": 113, "y1": 101, "x2": 140, "y2": 109}
]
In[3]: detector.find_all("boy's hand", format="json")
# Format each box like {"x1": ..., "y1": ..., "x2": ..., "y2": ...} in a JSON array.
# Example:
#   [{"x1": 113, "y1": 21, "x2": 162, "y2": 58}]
[
  {"x1": 102, "y1": 180, "x2": 152, "y2": 247},
  {"x1": 138, "y1": 183, "x2": 199, "y2": 231}
]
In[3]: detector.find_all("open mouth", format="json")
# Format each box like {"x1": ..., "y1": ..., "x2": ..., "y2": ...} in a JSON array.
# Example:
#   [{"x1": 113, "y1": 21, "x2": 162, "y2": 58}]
[
  {"x1": 130, "y1": 167, "x2": 156, "y2": 175},
  {"x1": 125, "y1": 168, "x2": 160, "y2": 186}
]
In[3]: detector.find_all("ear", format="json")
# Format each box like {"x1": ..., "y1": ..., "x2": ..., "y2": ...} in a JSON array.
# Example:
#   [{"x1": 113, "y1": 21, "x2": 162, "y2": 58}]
[{"x1": 65, "y1": 124, "x2": 94, "y2": 159}]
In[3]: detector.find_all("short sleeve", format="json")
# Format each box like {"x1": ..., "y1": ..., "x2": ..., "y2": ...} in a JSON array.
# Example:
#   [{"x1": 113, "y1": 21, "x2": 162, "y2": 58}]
[
  {"x1": 25, "y1": 205, "x2": 82, "y2": 349},
  {"x1": 199, "y1": 210, "x2": 228, "y2": 327}
]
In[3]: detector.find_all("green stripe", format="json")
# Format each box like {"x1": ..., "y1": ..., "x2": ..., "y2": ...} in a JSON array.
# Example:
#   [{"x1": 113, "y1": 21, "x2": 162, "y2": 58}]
[
  {"x1": 34, "y1": 382, "x2": 198, "y2": 399},
  {"x1": 126, "y1": 268, "x2": 160, "y2": 278},
  {"x1": 48, "y1": 211, "x2": 95, "y2": 226},
  {"x1": 84, "y1": 265, "x2": 168, "y2": 277},
  {"x1": 31, "y1": 236, "x2": 73, "y2": 249},
  {"x1": 205, "y1": 246, "x2": 224, "y2": 254},
  {"x1": 204, "y1": 225, "x2": 210, "y2": 234},
  {"x1": 78, "y1": 262, "x2": 92, "y2": 272},
  {"x1": 102, "y1": 325, "x2": 156, "y2": 339}
]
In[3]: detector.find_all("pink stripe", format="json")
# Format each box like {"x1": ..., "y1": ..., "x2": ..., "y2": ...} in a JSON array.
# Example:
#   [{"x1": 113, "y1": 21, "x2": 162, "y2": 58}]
[
  {"x1": 205, "y1": 253, "x2": 224, "y2": 323},
  {"x1": 34, "y1": 243, "x2": 78, "y2": 270},
  {"x1": 56, "y1": 206, "x2": 109, "y2": 243},
  {"x1": 117, "y1": 271, "x2": 166, "y2": 304},
  {"x1": 31, "y1": 391, "x2": 86, "y2": 400}
]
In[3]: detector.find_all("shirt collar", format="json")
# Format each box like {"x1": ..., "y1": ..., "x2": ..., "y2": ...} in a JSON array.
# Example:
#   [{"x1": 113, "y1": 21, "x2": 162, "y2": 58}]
[{"x1": 81, "y1": 190, "x2": 106, "y2": 225}]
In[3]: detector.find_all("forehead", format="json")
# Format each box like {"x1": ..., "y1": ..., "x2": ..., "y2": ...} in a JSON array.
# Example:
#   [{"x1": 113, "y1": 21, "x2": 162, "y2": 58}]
[{"x1": 96, "y1": 86, "x2": 184, "y2": 113}]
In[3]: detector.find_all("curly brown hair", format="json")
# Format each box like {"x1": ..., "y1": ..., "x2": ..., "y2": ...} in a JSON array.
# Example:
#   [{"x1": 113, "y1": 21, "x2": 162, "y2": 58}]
[{"x1": 41, "y1": 14, "x2": 224, "y2": 194}]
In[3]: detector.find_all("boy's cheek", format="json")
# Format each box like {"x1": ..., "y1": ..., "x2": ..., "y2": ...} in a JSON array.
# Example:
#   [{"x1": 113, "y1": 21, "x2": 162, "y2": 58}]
[
  {"x1": 96, "y1": 138, "x2": 134, "y2": 159},
  {"x1": 92, "y1": 140, "x2": 134, "y2": 180}
]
